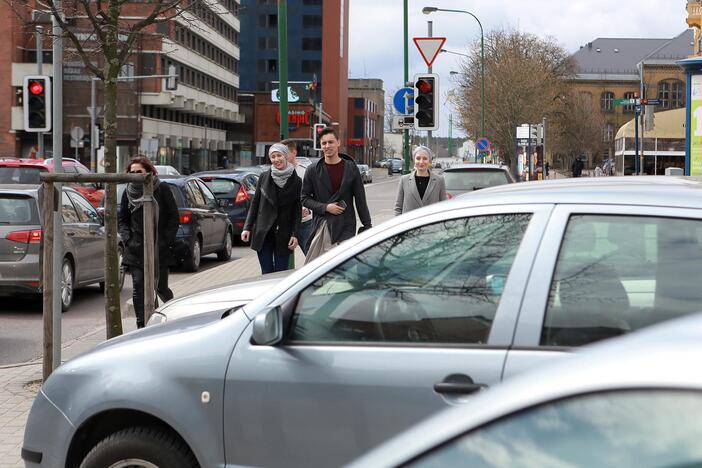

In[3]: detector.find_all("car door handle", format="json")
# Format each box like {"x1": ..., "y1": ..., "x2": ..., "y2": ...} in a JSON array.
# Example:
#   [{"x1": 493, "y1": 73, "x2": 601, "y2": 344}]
[
  {"x1": 434, "y1": 374, "x2": 487, "y2": 395},
  {"x1": 66, "y1": 231, "x2": 76, "y2": 237}
]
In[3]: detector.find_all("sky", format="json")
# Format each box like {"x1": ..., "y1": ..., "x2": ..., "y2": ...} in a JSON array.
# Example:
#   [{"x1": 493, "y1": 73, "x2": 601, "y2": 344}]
[{"x1": 348, "y1": 0, "x2": 689, "y2": 138}]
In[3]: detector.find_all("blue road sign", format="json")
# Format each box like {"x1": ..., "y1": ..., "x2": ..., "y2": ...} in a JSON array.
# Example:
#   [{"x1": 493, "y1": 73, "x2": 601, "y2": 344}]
[
  {"x1": 476, "y1": 137, "x2": 490, "y2": 152},
  {"x1": 393, "y1": 87, "x2": 415, "y2": 115}
]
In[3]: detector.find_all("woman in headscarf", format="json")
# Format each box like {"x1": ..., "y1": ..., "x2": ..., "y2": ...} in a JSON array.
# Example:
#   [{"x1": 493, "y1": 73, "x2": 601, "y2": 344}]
[
  {"x1": 118, "y1": 155, "x2": 179, "y2": 328},
  {"x1": 241, "y1": 143, "x2": 302, "y2": 274},
  {"x1": 394, "y1": 145, "x2": 447, "y2": 216}
]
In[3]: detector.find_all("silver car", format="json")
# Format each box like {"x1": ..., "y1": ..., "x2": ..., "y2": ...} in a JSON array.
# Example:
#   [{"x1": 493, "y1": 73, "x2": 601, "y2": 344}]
[
  {"x1": 443, "y1": 163, "x2": 515, "y2": 197},
  {"x1": 358, "y1": 164, "x2": 373, "y2": 184},
  {"x1": 0, "y1": 184, "x2": 123, "y2": 310},
  {"x1": 22, "y1": 177, "x2": 702, "y2": 467},
  {"x1": 348, "y1": 312, "x2": 702, "y2": 468}
]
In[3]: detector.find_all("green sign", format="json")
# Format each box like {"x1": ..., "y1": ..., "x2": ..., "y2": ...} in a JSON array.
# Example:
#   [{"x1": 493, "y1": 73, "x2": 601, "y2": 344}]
[
  {"x1": 613, "y1": 98, "x2": 636, "y2": 106},
  {"x1": 691, "y1": 75, "x2": 702, "y2": 176}
]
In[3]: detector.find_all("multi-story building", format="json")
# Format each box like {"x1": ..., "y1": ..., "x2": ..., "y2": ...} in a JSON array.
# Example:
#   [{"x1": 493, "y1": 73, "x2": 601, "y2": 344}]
[
  {"x1": 568, "y1": 29, "x2": 692, "y2": 169},
  {"x1": 688, "y1": 0, "x2": 702, "y2": 53},
  {"x1": 239, "y1": 0, "x2": 348, "y2": 150},
  {"x1": 347, "y1": 79, "x2": 384, "y2": 165},
  {"x1": 3, "y1": 1, "x2": 244, "y2": 173}
]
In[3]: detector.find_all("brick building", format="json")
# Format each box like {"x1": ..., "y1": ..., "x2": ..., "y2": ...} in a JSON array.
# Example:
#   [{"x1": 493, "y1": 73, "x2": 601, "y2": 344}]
[{"x1": 347, "y1": 79, "x2": 384, "y2": 165}]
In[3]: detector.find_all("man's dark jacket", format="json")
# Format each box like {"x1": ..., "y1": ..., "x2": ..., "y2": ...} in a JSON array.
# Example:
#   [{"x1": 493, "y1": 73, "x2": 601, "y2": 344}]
[
  {"x1": 301, "y1": 153, "x2": 372, "y2": 245},
  {"x1": 571, "y1": 158, "x2": 584, "y2": 177},
  {"x1": 244, "y1": 169, "x2": 302, "y2": 255},
  {"x1": 118, "y1": 180, "x2": 179, "y2": 268}
]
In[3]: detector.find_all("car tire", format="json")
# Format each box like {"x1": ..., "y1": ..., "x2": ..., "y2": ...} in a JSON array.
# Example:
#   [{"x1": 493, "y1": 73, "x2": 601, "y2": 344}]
[
  {"x1": 217, "y1": 230, "x2": 233, "y2": 261},
  {"x1": 78, "y1": 426, "x2": 198, "y2": 468},
  {"x1": 61, "y1": 257, "x2": 74, "y2": 312},
  {"x1": 182, "y1": 237, "x2": 201, "y2": 272}
]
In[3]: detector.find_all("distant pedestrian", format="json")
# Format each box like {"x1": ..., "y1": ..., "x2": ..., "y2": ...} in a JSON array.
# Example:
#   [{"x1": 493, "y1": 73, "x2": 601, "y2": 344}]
[
  {"x1": 282, "y1": 138, "x2": 314, "y2": 255},
  {"x1": 595, "y1": 165, "x2": 604, "y2": 177},
  {"x1": 241, "y1": 143, "x2": 301, "y2": 274},
  {"x1": 302, "y1": 127, "x2": 372, "y2": 263},
  {"x1": 545, "y1": 162, "x2": 550, "y2": 178},
  {"x1": 571, "y1": 156, "x2": 584, "y2": 178},
  {"x1": 394, "y1": 146, "x2": 447, "y2": 216},
  {"x1": 118, "y1": 155, "x2": 179, "y2": 328}
]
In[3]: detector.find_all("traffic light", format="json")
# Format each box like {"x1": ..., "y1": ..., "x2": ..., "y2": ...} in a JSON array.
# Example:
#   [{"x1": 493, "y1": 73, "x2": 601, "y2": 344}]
[
  {"x1": 95, "y1": 124, "x2": 105, "y2": 147},
  {"x1": 413, "y1": 73, "x2": 439, "y2": 131},
  {"x1": 23, "y1": 75, "x2": 51, "y2": 132},
  {"x1": 313, "y1": 123, "x2": 326, "y2": 151}
]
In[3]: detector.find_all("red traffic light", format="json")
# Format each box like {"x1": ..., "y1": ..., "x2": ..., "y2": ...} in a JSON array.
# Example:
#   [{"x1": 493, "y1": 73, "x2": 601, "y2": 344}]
[
  {"x1": 416, "y1": 79, "x2": 432, "y2": 94},
  {"x1": 28, "y1": 81, "x2": 44, "y2": 95}
]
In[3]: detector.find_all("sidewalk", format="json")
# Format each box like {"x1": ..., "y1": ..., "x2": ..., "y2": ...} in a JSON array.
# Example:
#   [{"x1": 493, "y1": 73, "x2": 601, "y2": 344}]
[{"x1": 0, "y1": 248, "x2": 286, "y2": 467}]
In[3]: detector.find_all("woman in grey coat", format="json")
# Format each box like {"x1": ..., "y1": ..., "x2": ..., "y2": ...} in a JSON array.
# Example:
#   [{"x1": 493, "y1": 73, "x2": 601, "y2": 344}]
[{"x1": 394, "y1": 146, "x2": 447, "y2": 216}]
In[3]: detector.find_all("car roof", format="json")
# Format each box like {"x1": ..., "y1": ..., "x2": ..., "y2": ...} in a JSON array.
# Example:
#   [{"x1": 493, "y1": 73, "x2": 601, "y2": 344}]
[
  {"x1": 0, "y1": 158, "x2": 82, "y2": 168},
  {"x1": 348, "y1": 312, "x2": 702, "y2": 468},
  {"x1": 192, "y1": 170, "x2": 246, "y2": 181},
  {"x1": 443, "y1": 163, "x2": 509, "y2": 171},
  {"x1": 0, "y1": 184, "x2": 41, "y2": 194}
]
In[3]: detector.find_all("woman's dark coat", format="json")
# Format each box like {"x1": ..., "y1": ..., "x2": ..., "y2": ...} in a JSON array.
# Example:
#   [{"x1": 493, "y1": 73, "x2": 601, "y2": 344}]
[
  {"x1": 118, "y1": 180, "x2": 179, "y2": 268},
  {"x1": 301, "y1": 154, "x2": 372, "y2": 244},
  {"x1": 243, "y1": 169, "x2": 302, "y2": 255}
]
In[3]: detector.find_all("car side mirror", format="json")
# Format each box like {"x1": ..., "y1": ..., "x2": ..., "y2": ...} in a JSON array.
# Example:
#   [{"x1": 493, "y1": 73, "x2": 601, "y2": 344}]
[
  {"x1": 252, "y1": 306, "x2": 284, "y2": 345},
  {"x1": 96, "y1": 207, "x2": 105, "y2": 223}
]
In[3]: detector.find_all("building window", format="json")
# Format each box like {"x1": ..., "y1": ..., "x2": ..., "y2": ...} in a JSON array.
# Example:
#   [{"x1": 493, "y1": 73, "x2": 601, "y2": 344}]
[
  {"x1": 354, "y1": 98, "x2": 364, "y2": 109},
  {"x1": 267, "y1": 59, "x2": 277, "y2": 73},
  {"x1": 600, "y1": 91, "x2": 614, "y2": 111},
  {"x1": 353, "y1": 116, "x2": 364, "y2": 138},
  {"x1": 671, "y1": 80, "x2": 685, "y2": 108},
  {"x1": 268, "y1": 14, "x2": 278, "y2": 27},
  {"x1": 303, "y1": 0, "x2": 322, "y2": 4},
  {"x1": 658, "y1": 81, "x2": 670, "y2": 109},
  {"x1": 302, "y1": 37, "x2": 322, "y2": 50},
  {"x1": 303, "y1": 15, "x2": 323, "y2": 28},
  {"x1": 302, "y1": 60, "x2": 321, "y2": 73},
  {"x1": 603, "y1": 123, "x2": 614, "y2": 142},
  {"x1": 623, "y1": 91, "x2": 636, "y2": 113}
]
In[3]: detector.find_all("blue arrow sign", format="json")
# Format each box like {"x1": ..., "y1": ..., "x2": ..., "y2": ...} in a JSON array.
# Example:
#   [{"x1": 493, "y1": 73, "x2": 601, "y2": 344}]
[
  {"x1": 476, "y1": 137, "x2": 490, "y2": 152},
  {"x1": 393, "y1": 87, "x2": 414, "y2": 115}
]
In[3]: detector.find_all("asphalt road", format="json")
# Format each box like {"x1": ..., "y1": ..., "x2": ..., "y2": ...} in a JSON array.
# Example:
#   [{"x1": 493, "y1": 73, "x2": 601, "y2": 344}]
[{"x1": 0, "y1": 170, "x2": 398, "y2": 365}]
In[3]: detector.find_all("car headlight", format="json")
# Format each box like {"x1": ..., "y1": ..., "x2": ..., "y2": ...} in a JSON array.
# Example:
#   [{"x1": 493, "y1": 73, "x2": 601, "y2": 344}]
[{"x1": 147, "y1": 311, "x2": 167, "y2": 326}]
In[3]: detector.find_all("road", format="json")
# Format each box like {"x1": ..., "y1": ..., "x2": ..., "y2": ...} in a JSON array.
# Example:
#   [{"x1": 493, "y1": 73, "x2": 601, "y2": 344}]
[{"x1": 0, "y1": 170, "x2": 398, "y2": 365}]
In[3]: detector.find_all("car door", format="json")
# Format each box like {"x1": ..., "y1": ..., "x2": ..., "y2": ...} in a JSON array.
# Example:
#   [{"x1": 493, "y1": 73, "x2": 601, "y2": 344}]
[
  {"x1": 67, "y1": 191, "x2": 105, "y2": 282},
  {"x1": 196, "y1": 179, "x2": 228, "y2": 248},
  {"x1": 223, "y1": 205, "x2": 552, "y2": 468},
  {"x1": 185, "y1": 179, "x2": 212, "y2": 250},
  {"x1": 60, "y1": 191, "x2": 91, "y2": 283},
  {"x1": 505, "y1": 204, "x2": 702, "y2": 379}
]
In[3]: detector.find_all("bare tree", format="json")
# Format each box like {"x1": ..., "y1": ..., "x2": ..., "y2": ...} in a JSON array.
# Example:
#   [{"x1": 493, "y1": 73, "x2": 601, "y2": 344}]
[
  {"x1": 15, "y1": 0, "x2": 216, "y2": 337},
  {"x1": 450, "y1": 28, "x2": 576, "y2": 171},
  {"x1": 549, "y1": 91, "x2": 605, "y2": 171}
]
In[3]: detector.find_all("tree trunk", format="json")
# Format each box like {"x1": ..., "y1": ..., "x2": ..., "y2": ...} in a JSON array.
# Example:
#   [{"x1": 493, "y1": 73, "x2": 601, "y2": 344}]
[{"x1": 103, "y1": 6, "x2": 123, "y2": 338}]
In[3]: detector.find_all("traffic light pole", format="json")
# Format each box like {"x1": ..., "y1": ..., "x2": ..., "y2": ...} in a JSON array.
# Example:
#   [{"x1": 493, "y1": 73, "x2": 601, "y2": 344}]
[
  {"x1": 278, "y1": 0, "x2": 289, "y2": 140},
  {"x1": 426, "y1": 21, "x2": 432, "y2": 156},
  {"x1": 402, "y1": 0, "x2": 410, "y2": 174},
  {"x1": 36, "y1": 26, "x2": 44, "y2": 159}
]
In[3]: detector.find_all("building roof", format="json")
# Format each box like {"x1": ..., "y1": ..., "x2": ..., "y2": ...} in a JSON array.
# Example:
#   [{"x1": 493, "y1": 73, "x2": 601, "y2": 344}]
[
  {"x1": 615, "y1": 108, "x2": 686, "y2": 140},
  {"x1": 573, "y1": 30, "x2": 694, "y2": 77}
]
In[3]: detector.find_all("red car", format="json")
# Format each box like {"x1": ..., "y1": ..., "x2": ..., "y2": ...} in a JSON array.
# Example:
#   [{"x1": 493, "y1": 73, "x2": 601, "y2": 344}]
[{"x1": 0, "y1": 157, "x2": 104, "y2": 207}]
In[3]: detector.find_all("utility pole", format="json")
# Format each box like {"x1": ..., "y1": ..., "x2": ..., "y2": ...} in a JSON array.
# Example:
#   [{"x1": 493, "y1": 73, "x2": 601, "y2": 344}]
[
  {"x1": 448, "y1": 114, "x2": 453, "y2": 158},
  {"x1": 426, "y1": 20, "x2": 432, "y2": 155},
  {"x1": 277, "y1": 0, "x2": 289, "y2": 140},
  {"x1": 51, "y1": 0, "x2": 63, "y2": 371},
  {"x1": 402, "y1": 0, "x2": 410, "y2": 174},
  {"x1": 36, "y1": 26, "x2": 44, "y2": 159}
]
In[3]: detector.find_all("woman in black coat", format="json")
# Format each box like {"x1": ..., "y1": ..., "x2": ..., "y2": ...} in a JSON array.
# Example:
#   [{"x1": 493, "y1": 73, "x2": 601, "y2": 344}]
[
  {"x1": 241, "y1": 143, "x2": 301, "y2": 274},
  {"x1": 118, "y1": 155, "x2": 179, "y2": 328}
]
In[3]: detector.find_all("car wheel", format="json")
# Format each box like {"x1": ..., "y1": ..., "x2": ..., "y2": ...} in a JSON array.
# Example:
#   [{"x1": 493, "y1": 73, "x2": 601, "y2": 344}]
[
  {"x1": 182, "y1": 237, "x2": 201, "y2": 272},
  {"x1": 61, "y1": 257, "x2": 74, "y2": 312},
  {"x1": 79, "y1": 426, "x2": 198, "y2": 468},
  {"x1": 217, "y1": 230, "x2": 233, "y2": 261}
]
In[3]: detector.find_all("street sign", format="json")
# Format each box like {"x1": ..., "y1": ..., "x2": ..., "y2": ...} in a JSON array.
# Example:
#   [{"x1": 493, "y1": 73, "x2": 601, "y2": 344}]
[
  {"x1": 516, "y1": 125, "x2": 530, "y2": 139},
  {"x1": 393, "y1": 87, "x2": 415, "y2": 115},
  {"x1": 392, "y1": 115, "x2": 415, "y2": 131},
  {"x1": 613, "y1": 98, "x2": 636, "y2": 106},
  {"x1": 70, "y1": 126, "x2": 84, "y2": 142},
  {"x1": 643, "y1": 98, "x2": 661, "y2": 105},
  {"x1": 413, "y1": 37, "x2": 446, "y2": 68},
  {"x1": 86, "y1": 106, "x2": 103, "y2": 118},
  {"x1": 476, "y1": 137, "x2": 490, "y2": 152}
]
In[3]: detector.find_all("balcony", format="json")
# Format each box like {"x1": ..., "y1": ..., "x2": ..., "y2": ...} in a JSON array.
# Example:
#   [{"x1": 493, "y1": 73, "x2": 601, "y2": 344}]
[{"x1": 687, "y1": 1, "x2": 702, "y2": 28}]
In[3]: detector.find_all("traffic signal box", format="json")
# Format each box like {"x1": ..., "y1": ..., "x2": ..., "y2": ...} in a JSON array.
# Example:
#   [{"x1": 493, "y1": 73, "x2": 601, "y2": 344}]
[
  {"x1": 313, "y1": 123, "x2": 326, "y2": 151},
  {"x1": 23, "y1": 75, "x2": 51, "y2": 132},
  {"x1": 413, "y1": 73, "x2": 439, "y2": 131}
]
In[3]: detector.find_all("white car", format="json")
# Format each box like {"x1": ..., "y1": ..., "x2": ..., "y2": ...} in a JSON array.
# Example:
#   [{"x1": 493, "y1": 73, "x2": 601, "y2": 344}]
[{"x1": 154, "y1": 165, "x2": 180, "y2": 176}]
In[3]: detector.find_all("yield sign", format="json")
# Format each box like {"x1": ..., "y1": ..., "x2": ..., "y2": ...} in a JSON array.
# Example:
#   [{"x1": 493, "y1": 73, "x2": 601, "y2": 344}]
[{"x1": 413, "y1": 37, "x2": 446, "y2": 68}]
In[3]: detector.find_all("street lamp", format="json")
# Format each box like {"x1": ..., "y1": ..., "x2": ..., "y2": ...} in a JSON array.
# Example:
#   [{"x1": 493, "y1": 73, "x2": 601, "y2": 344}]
[
  {"x1": 441, "y1": 48, "x2": 470, "y2": 58},
  {"x1": 423, "y1": 6, "x2": 485, "y2": 147}
]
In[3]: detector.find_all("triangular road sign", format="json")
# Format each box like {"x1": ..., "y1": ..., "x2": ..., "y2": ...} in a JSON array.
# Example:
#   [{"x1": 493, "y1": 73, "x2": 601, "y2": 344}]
[{"x1": 413, "y1": 37, "x2": 446, "y2": 68}]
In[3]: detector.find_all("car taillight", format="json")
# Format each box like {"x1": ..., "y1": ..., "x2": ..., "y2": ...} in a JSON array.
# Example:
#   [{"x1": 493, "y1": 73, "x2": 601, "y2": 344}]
[
  {"x1": 447, "y1": 193, "x2": 453, "y2": 199},
  {"x1": 235, "y1": 186, "x2": 249, "y2": 204},
  {"x1": 6, "y1": 229, "x2": 42, "y2": 244},
  {"x1": 179, "y1": 211, "x2": 192, "y2": 224}
]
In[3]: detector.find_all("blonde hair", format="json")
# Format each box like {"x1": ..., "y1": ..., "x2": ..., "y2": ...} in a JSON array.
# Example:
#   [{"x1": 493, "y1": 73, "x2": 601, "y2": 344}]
[{"x1": 412, "y1": 145, "x2": 433, "y2": 160}]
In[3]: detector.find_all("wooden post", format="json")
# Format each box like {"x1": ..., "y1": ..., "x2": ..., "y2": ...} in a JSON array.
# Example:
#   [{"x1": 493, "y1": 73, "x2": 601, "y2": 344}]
[
  {"x1": 143, "y1": 174, "x2": 156, "y2": 324},
  {"x1": 41, "y1": 182, "x2": 55, "y2": 381}
]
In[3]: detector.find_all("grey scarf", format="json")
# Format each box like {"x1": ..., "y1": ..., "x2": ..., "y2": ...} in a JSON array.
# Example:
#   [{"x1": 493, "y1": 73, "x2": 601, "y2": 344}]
[
  {"x1": 271, "y1": 163, "x2": 294, "y2": 188},
  {"x1": 127, "y1": 176, "x2": 161, "y2": 213}
]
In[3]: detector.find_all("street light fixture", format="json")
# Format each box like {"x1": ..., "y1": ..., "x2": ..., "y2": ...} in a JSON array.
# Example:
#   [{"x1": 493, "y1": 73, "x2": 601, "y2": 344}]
[
  {"x1": 441, "y1": 48, "x2": 470, "y2": 58},
  {"x1": 423, "y1": 6, "x2": 485, "y2": 147}
]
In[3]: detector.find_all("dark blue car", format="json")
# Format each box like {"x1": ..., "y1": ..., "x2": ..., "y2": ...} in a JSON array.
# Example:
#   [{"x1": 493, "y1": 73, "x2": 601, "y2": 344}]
[{"x1": 192, "y1": 170, "x2": 259, "y2": 237}]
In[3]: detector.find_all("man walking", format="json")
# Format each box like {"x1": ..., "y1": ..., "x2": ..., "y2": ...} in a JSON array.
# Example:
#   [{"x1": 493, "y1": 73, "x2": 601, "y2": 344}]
[
  {"x1": 302, "y1": 127, "x2": 372, "y2": 261},
  {"x1": 571, "y1": 156, "x2": 584, "y2": 178},
  {"x1": 282, "y1": 138, "x2": 314, "y2": 254}
]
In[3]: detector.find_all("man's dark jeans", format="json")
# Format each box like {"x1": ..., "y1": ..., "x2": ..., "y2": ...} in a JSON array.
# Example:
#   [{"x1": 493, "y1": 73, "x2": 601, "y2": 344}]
[{"x1": 298, "y1": 219, "x2": 313, "y2": 256}]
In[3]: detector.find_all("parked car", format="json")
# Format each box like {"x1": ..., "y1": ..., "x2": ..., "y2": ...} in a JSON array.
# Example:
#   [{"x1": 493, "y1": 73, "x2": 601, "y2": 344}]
[
  {"x1": 192, "y1": 170, "x2": 259, "y2": 236},
  {"x1": 0, "y1": 157, "x2": 104, "y2": 207},
  {"x1": 358, "y1": 164, "x2": 373, "y2": 183},
  {"x1": 154, "y1": 165, "x2": 180, "y2": 176},
  {"x1": 442, "y1": 163, "x2": 515, "y2": 197},
  {"x1": 389, "y1": 158, "x2": 403, "y2": 173},
  {"x1": 21, "y1": 177, "x2": 702, "y2": 468},
  {"x1": 160, "y1": 175, "x2": 233, "y2": 272},
  {"x1": 0, "y1": 184, "x2": 123, "y2": 310},
  {"x1": 347, "y1": 313, "x2": 702, "y2": 468}
]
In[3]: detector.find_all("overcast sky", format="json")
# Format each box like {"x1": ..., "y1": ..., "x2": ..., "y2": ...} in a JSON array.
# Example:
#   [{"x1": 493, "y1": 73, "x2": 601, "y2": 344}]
[{"x1": 348, "y1": 0, "x2": 689, "y2": 138}]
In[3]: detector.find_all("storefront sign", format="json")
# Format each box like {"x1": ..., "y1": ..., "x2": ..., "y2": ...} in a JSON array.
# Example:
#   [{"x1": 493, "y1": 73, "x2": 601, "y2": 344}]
[
  {"x1": 691, "y1": 75, "x2": 702, "y2": 176},
  {"x1": 276, "y1": 110, "x2": 312, "y2": 128}
]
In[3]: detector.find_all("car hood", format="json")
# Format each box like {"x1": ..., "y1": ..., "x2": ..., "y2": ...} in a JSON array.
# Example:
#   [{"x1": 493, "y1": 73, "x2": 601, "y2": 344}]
[{"x1": 152, "y1": 271, "x2": 291, "y2": 323}]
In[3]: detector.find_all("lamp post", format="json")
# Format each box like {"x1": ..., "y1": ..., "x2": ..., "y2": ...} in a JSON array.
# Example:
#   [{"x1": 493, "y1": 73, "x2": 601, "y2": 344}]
[
  {"x1": 423, "y1": 7, "x2": 485, "y2": 149},
  {"x1": 441, "y1": 48, "x2": 469, "y2": 58}
]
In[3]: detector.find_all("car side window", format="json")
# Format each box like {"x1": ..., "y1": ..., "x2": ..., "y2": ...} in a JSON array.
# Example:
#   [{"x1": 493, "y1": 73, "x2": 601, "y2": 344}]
[
  {"x1": 186, "y1": 181, "x2": 206, "y2": 207},
  {"x1": 61, "y1": 192, "x2": 80, "y2": 223},
  {"x1": 288, "y1": 214, "x2": 532, "y2": 344},
  {"x1": 68, "y1": 192, "x2": 100, "y2": 224},
  {"x1": 196, "y1": 180, "x2": 217, "y2": 208},
  {"x1": 408, "y1": 390, "x2": 702, "y2": 468},
  {"x1": 542, "y1": 215, "x2": 702, "y2": 347}
]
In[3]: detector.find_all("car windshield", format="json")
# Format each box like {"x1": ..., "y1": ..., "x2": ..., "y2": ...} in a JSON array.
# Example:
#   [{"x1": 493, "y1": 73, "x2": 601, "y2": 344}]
[
  {"x1": 0, "y1": 167, "x2": 43, "y2": 184},
  {"x1": 201, "y1": 178, "x2": 239, "y2": 195},
  {"x1": 444, "y1": 170, "x2": 511, "y2": 190},
  {"x1": 0, "y1": 195, "x2": 36, "y2": 224}
]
